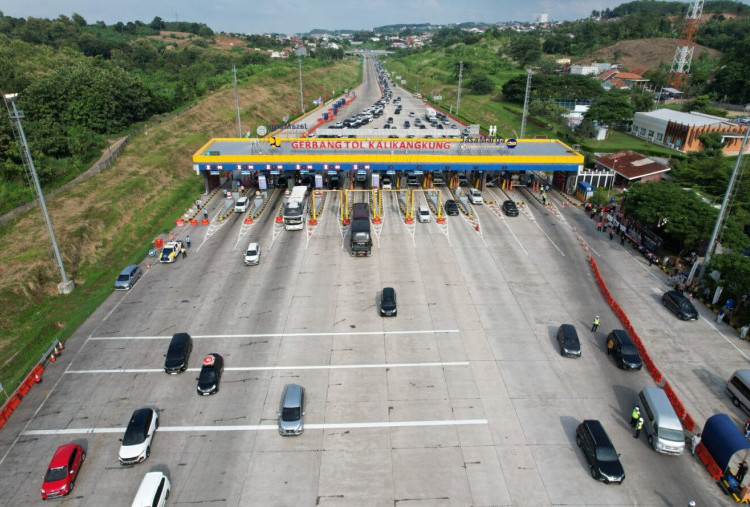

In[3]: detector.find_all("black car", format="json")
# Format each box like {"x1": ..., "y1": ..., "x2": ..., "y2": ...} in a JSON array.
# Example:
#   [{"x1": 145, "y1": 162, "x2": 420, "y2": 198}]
[
  {"x1": 197, "y1": 353, "x2": 224, "y2": 395},
  {"x1": 557, "y1": 324, "x2": 581, "y2": 358},
  {"x1": 606, "y1": 330, "x2": 642, "y2": 370},
  {"x1": 164, "y1": 333, "x2": 192, "y2": 374},
  {"x1": 380, "y1": 287, "x2": 397, "y2": 317},
  {"x1": 576, "y1": 420, "x2": 625, "y2": 484},
  {"x1": 444, "y1": 199, "x2": 459, "y2": 216},
  {"x1": 502, "y1": 200, "x2": 519, "y2": 217},
  {"x1": 661, "y1": 290, "x2": 699, "y2": 320}
]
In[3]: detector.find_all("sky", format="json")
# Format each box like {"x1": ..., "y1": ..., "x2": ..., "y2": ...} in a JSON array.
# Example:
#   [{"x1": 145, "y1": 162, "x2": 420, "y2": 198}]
[{"x1": 2, "y1": 0, "x2": 738, "y2": 34}]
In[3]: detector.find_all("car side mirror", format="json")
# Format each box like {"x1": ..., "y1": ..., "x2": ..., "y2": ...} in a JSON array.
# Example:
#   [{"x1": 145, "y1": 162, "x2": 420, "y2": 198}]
[
  {"x1": 119, "y1": 438, "x2": 123, "y2": 442},
  {"x1": 617, "y1": 453, "x2": 621, "y2": 457}
]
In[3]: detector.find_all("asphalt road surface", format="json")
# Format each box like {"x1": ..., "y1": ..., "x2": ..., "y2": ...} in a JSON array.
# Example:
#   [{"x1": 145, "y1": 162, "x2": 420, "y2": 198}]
[{"x1": 0, "y1": 57, "x2": 746, "y2": 507}]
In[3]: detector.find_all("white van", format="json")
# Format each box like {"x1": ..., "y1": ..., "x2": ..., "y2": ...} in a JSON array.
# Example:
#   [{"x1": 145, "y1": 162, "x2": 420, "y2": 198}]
[
  {"x1": 234, "y1": 196, "x2": 249, "y2": 213},
  {"x1": 468, "y1": 189, "x2": 483, "y2": 205},
  {"x1": 417, "y1": 205, "x2": 431, "y2": 223},
  {"x1": 131, "y1": 471, "x2": 170, "y2": 507},
  {"x1": 244, "y1": 242, "x2": 260, "y2": 265},
  {"x1": 638, "y1": 387, "x2": 685, "y2": 455},
  {"x1": 727, "y1": 369, "x2": 750, "y2": 413}
]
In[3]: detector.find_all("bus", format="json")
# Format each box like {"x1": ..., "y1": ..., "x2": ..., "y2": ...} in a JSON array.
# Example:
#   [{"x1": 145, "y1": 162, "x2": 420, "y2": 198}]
[{"x1": 283, "y1": 186, "x2": 308, "y2": 231}]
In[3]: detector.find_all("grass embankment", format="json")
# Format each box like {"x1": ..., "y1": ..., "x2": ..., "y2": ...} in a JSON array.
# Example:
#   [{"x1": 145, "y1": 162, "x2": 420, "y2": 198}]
[{"x1": 0, "y1": 58, "x2": 361, "y2": 400}]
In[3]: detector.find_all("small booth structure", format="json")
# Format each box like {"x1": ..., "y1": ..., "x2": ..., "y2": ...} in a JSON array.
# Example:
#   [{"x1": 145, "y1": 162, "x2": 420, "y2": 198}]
[
  {"x1": 696, "y1": 413, "x2": 750, "y2": 502},
  {"x1": 575, "y1": 181, "x2": 594, "y2": 202}
]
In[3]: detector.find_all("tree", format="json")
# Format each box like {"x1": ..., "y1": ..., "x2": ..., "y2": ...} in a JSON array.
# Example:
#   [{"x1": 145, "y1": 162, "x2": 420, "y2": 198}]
[
  {"x1": 707, "y1": 253, "x2": 750, "y2": 299},
  {"x1": 507, "y1": 33, "x2": 542, "y2": 67},
  {"x1": 583, "y1": 90, "x2": 635, "y2": 129},
  {"x1": 150, "y1": 16, "x2": 166, "y2": 31},
  {"x1": 71, "y1": 13, "x2": 87, "y2": 27},
  {"x1": 630, "y1": 88, "x2": 654, "y2": 112},
  {"x1": 468, "y1": 73, "x2": 495, "y2": 94}
]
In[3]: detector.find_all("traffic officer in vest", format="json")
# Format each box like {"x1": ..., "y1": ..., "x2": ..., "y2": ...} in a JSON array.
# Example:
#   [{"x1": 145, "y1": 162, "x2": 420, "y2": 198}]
[
  {"x1": 630, "y1": 406, "x2": 640, "y2": 427},
  {"x1": 591, "y1": 315, "x2": 600, "y2": 332},
  {"x1": 634, "y1": 417, "x2": 644, "y2": 438}
]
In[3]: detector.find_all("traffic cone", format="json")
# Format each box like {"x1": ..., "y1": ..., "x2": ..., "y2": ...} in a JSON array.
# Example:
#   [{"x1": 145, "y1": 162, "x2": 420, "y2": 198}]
[
  {"x1": 34, "y1": 372, "x2": 42, "y2": 383},
  {"x1": 53, "y1": 345, "x2": 59, "y2": 356},
  {"x1": 58, "y1": 340, "x2": 64, "y2": 351},
  {"x1": 50, "y1": 353, "x2": 56, "y2": 362}
]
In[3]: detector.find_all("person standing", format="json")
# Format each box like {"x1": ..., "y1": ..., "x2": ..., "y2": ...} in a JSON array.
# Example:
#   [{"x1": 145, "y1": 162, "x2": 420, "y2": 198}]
[
  {"x1": 591, "y1": 315, "x2": 600, "y2": 332},
  {"x1": 690, "y1": 433, "x2": 701, "y2": 456},
  {"x1": 630, "y1": 406, "x2": 640, "y2": 427},
  {"x1": 186, "y1": 235, "x2": 191, "y2": 248},
  {"x1": 607, "y1": 337, "x2": 614, "y2": 355},
  {"x1": 181, "y1": 245, "x2": 186, "y2": 259},
  {"x1": 203, "y1": 209, "x2": 209, "y2": 220},
  {"x1": 620, "y1": 233, "x2": 625, "y2": 246},
  {"x1": 597, "y1": 220, "x2": 603, "y2": 232},
  {"x1": 609, "y1": 229, "x2": 614, "y2": 241},
  {"x1": 634, "y1": 417, "x2": 644, "y2": 438},
  {"x1": 741, "y1": 325, "x2": 749, "y2": 341},
  {"x1": 738, "y1": 461, "x2": 749, "y2": 483}
]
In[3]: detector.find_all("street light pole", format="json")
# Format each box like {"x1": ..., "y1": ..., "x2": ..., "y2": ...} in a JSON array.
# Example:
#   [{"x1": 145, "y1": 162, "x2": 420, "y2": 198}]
[
  {"x1": 4, "y1": 93, "x2": 74, "y2": 294},
  {"x1": 698, "y1": 125, "x2": 750, "y2": 279}
]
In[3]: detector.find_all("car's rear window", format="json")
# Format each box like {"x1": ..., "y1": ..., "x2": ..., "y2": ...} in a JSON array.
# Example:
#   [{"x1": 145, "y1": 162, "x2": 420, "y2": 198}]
[
  {"x1": 596, "y1": 446, "x2": 618, "y2": 461},
  {"x1": 44, "y1": 466, "x2": 67, "y2": 482}
]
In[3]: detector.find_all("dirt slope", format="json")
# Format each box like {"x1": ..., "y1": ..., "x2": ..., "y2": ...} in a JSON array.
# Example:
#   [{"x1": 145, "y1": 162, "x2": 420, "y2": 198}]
[{"x1": 579, "y1": 37, "x2": 722, "y2": 72}]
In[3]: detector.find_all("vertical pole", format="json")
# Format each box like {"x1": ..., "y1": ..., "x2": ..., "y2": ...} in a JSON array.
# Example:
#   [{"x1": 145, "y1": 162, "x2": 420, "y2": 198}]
[
  {"x1": 233, "y1": 65, "x2": 242, "y2": 137},
  {"x1": 698, "y1": 125, "x2": 750, "y2": 279},
  {"x1": 456, "y1": 61, "x2": 464, "y2": 116},
  {"x1": 3, "y1": 94, "x2": 72, "y2": 291},
  {"x1": 298, "y1": 56, "x2": 305, "y2": 114},
  {"x1": 520, "y1": 68, "x2": 532, "y2": 139}
]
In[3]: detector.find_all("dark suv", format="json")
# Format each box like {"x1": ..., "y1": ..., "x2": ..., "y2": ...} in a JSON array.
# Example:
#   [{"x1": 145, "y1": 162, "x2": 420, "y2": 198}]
[
  {"x1": 502, "y1": 200, "x2": 519, "y2": 217},
  {"x1": 164, "y1": 333, "x2": 192, "y2": 374},
  {"x1": 576, "y1": 420, "x2": 625, "y2": 484},
  {"x1": 380, "y1": 287, "x2": 397, "y2": 317},
  {"x1": 606, "y1": 330, "x2": 642, "y2": 370},
  {"x1": 557, "y1": 324, "x2": 581, "y2": 358},
  {"x1": 661, "y1": 290, "x2": 699, "y2": 320}
]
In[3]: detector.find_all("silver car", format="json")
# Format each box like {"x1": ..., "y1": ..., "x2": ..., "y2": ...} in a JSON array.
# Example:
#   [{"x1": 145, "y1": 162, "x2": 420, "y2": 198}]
[{"x1": 278, "y1": 384, "x2": 305, "y2": 436}]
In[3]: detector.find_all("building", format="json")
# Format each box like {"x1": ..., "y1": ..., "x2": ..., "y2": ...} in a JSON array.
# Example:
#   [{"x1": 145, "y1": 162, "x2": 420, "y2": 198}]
[
  {"x1": 595, "y1": 150, "x2": 670, "y2": 188},
  {"x1": 631, "y1": 109, "x2": 750, "y2": 154},
  {"x1": 570, "y1": 65, "x2": 600, "y2": 76}
]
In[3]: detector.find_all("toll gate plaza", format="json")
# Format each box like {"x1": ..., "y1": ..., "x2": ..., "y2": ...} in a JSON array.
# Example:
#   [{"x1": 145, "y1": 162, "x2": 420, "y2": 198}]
[{"x1": 192, "y1": 137, "x2": 584, "y2": 189}]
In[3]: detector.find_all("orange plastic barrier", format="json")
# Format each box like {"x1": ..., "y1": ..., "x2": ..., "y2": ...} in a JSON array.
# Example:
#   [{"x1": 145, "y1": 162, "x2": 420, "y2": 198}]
[
  {"x1": 682, "y1": 413, "x2": 696, "y2": 432},
  {"x1": 696, "y1": 442, "x2": 723, "y2": 479}
]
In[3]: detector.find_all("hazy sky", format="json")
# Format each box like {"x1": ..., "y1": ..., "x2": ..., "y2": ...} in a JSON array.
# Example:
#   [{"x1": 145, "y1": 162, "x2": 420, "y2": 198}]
[{"x1": 5, "y1": 0, "x2": 745, "y2": 34}]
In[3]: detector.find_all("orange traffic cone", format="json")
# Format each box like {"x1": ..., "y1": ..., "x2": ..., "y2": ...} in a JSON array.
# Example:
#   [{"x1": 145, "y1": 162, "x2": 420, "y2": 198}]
[
  {"x1": 34, "y1": 372, "x2": 42, "y2": 383},
  {"x1": 53, "y1": 345, "x2": 59, "y2": 356},
  {"x1": 50, "y1": 353, "x2": 56, "y2": 362},
  {"x1": 57, "y1": 341, "x2": 64, "y2": 350}
]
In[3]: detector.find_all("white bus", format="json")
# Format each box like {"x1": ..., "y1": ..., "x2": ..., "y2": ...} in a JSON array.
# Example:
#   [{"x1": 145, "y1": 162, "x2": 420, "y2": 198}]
[{"x1": 283, "y1": 185, "x2": 308, "y2": 230}]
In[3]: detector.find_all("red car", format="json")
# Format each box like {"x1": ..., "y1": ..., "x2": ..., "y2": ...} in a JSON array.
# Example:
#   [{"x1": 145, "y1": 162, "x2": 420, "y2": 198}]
[{"x1": 41, "y1": 443, "x2": 85, "y2": 499}]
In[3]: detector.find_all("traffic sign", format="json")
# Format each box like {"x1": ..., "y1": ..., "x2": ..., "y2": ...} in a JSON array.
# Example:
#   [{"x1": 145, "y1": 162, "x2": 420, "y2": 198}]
[{"x1": 257, "y1": 125, "x2": 267, "y2": 136}]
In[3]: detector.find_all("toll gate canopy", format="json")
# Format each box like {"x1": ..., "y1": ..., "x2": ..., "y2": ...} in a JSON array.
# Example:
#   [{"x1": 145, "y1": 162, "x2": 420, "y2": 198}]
[{"x1": 192, "y1": 137, "x2": 584, "y2": 175}]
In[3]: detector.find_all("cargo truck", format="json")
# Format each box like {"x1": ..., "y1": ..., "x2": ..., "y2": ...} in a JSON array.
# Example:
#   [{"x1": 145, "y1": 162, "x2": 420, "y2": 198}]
[{"x1": 283, "y1": 185, "x2": 308, "y2": 230}]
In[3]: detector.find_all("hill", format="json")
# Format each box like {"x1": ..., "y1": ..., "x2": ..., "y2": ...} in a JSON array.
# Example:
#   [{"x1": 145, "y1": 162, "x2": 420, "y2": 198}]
[{"x1": 579, "y1": 37, "x2": 722, "y2": 72}]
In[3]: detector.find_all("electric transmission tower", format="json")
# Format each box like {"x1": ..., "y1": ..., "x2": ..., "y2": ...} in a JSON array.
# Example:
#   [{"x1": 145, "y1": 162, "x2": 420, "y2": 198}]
[{"x1": 668, "y1": 0, "x2": 704, "y2": 88}]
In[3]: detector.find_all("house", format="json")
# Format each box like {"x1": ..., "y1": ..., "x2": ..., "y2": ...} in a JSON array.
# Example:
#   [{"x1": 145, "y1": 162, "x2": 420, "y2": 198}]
[
  {"x1": 631, "y1": 108, "x2": 750, "y2": 154},
  {"x1": 598, "y1": 70, "x2": 649, "y2": 90},
  {"x1": 570, "y1": 64, "x2": 600, "y2": 76},
  {"x1": 595, "y1": 150, "x2": 671, "y2": 188}
]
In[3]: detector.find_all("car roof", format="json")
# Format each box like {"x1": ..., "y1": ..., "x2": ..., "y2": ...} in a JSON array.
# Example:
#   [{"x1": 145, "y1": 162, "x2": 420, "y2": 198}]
[
  {"x1": 282, "y1": 383, "x2": 304, "y2": 406},
  {"x1": 130, "y1": 408, "x2": 153, "y2": 427},
  {"x1": 49, "y1": 443, "x2": 79, "y2": 467},
  {"x1": 610, "y1": 329, "x2": 632, "y2": 344},
  {"x1": 581, "y1": 419, "x2": 613, "y2": 446},
  {"x1": 120, "y1": 264, "x2": 139, "y2": 274},
  {"x1": 247, "y1": 241, "x2": 259, "y2": 250},
  {"x1": 170, "y1": 332, "x2": 190, "y2": 344}
]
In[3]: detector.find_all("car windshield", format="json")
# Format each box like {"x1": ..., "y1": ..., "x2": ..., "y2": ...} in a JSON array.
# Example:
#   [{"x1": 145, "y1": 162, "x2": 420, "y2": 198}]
[
  {"x1": 44, "y1": 466, "x2": 68, "y2": 482},
  {"x1": 247, "y1": 249, "x2": 257, "y2": 256},
  {"x1": 282, "y1": 407, "x2": 301, "y2": 421},
  {"x1": 621, "y1": 344, "x2": 638, "y2": 356},
  {"x1": 658, "y1": 427, "x2": 684, "y2": 442},
  {"x1": 122, "y1": 420, "x2": 145, "y2": 446},
  {"x1": 117, "y1": 274, "x2": 130, "y2": 281},
  {"x1": 679, "y1": 301, "x2": 694, "y2": 311},
  {"x1": 595, "y1": 446, "x2": 618, "y2": 461}
]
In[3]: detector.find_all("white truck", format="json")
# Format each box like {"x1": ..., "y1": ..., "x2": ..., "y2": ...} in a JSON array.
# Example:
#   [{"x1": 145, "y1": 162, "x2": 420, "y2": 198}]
[
  {"x1": 425, "y1": 107, "x2": 437, "y2": 121},
  {"x1": 283, "y1": 185, "x2": 308, "y2": 231}
]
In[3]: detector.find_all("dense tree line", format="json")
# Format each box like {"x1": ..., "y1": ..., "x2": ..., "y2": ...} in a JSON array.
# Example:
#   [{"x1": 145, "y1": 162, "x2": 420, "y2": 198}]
[{"x1": 501, "y1": 74, "x2": 605, "y2": 103}]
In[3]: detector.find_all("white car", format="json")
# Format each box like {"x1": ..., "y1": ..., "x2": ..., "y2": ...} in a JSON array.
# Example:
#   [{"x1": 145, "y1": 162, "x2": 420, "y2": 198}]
[
  {"x1": 159, "y1": 241, "x2": 183, "y2": 263},
  {"x1": 234, "y1": 196, "x2": 249, "y2": 213},
  {"x1": 244, "y1": 242, "x2": 260, "y2": 265},
  {"x1": 468, "y1": 189, "x2": 483, "y2": 205},
  {"x1": 119, "y1": 408, "x2": 158, "y2": 465},
  {"x1": 381, "y1": 176, "x2": 393, "y2": 189},
  {"x1": 131, "y1": 471, "x2": 170, "y2": 507}
]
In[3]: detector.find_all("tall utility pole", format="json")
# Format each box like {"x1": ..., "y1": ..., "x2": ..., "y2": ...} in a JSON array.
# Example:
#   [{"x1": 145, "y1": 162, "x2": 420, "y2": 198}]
[
  {"x1": 233, "y1": 65, "x2": 242, "y2": 137},
  {"x1": 520, "y1": 68, "x2": 533, "y2": 139},
  {"x1": 298, "y1": 55, "x2": 305, "y2": 113},
  {"x1": 699, "y1": 126, "x2": 750, "y2": 279},
  {"x1": 4, "y1": 93, "x2": 74, "y2": 294},
  {"x1": 456, "y1": 61, "x2": 464, "y2": 116}
]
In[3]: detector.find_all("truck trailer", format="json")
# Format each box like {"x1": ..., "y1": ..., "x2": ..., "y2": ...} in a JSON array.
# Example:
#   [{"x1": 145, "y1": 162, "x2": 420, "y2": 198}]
[{"x1": 350, "y1": 202, "x2": 372, "y2": 256}]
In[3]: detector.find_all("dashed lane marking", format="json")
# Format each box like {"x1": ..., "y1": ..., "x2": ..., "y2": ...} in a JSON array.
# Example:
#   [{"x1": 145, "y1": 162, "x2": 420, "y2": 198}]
[{"x1": 89, "y1": 329, "x2": 461, "y2": 341}]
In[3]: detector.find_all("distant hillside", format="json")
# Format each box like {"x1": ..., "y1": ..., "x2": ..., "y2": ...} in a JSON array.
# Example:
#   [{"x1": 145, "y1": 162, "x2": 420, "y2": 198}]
[{"x1": 579, "y1": 37, "x2": 722, "y2": 72}]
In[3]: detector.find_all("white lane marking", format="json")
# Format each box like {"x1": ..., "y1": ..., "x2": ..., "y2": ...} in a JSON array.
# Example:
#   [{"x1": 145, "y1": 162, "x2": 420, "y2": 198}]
[
  {"x1": 22, "y1": 419, "x2": 488, "y2": 436},
  {"x1": 66, "y1": 361, "x2": 471, "y2": 374},
  {"x1": 90, "y1": 329, "x2": 460, "y2": 341},
  {"x1": 532, "y1": 220, "x2": 565, "y2": 257}
]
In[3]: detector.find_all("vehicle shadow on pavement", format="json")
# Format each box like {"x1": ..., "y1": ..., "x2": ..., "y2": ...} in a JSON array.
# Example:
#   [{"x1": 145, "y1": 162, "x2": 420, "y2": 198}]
[{"x1": 610, "y1": 384, "x2": 639, "y2": 433}]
